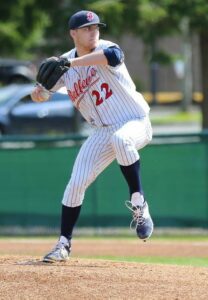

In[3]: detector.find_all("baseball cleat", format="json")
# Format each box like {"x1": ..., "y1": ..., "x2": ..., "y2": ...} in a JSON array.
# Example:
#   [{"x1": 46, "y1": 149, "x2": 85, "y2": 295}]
[
  {"x1": 126, "y1": 200, "x2": 154, "y2": 240},
  {"x1": 42, "y1": 242, "x2": 71, "y2": 263}
]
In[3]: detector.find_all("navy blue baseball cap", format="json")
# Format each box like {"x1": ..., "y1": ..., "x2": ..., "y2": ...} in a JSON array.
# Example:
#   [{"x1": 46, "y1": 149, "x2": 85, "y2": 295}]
[{"x1": 69, "y1": 10, "x2": 106, "y2": 30}]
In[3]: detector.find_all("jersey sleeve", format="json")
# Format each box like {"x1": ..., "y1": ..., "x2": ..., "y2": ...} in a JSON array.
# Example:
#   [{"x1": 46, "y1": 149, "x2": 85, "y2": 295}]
[
  {"x1": 97, "y1": 39, "x2": 125, "y2": 69},
  {"x1": 103, "y1": 46, "x2": 124, "y2": 67}
]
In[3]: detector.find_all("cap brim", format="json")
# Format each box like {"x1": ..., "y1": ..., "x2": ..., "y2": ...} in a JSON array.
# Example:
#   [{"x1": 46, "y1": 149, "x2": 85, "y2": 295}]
[{"x1": 77, "y1": 22, "x2": 106, "y2": 29}]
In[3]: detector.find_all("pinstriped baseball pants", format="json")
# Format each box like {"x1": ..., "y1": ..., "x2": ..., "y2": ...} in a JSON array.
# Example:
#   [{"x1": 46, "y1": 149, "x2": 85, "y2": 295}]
[{"x1": 62, "y1": 116, "x2": 152, "y2": 207}]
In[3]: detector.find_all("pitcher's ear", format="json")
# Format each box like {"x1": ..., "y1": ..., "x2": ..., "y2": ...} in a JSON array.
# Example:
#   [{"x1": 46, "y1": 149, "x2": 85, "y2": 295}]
[{"x1": 70, "y1": 29, "x2": 76, "y2": 39}]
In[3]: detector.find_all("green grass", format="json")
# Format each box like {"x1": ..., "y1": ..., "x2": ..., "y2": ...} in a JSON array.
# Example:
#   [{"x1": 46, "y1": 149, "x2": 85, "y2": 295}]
[
  {"x1": 80, "y1": 255, "x2": 208, "y2": 267},
  {"x1": 151, "y1": 111, "x2": 201, "y2": 125},
  {"x1": 0, "y1": 235, "x2": 207, "y2": 267},
  {"x1": 1, "y1": 234, "x2": 208, "y2": 241},
  {"x1": 77, "y1": 235, "x2": 208, "y2": 242},
  {"x1": 150, "y1": 234, "x2": 208, "y2": 242}
]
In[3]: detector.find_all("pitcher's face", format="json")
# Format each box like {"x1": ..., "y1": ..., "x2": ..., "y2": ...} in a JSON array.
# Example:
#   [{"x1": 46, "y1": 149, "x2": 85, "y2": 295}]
[{"x1": 70, "y1": 25, "x2": 100, "y2": 53}]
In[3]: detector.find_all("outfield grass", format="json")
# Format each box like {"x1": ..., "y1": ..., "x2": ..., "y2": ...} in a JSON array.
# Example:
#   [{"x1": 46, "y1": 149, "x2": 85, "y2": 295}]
[
  {"x1": 77, "y1": 234, "x2": 208, "y2": 267},
  {"x1": 1, "y1": 234, "x2": 208, "y2": 241},
  {"x1": 0, "y1": 235, "x2": 207, "y2": 267},
  {"x1": 150, "y1": 110, "x2": 201, "y2": 125},
  {"x1": 80, "y1": 255, "x2": 208, "y2": 267}
]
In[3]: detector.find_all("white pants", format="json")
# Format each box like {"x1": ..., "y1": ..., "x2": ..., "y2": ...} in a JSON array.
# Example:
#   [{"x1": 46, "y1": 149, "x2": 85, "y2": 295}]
[{"x1": 62, "y1": 116, "x2": 152, "y2": 207}]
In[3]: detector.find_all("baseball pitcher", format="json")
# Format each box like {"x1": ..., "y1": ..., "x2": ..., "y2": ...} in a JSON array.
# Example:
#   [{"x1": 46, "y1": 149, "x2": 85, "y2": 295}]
[{"x1": 31, "y1": 10, "x2": 154, "y2": 263}]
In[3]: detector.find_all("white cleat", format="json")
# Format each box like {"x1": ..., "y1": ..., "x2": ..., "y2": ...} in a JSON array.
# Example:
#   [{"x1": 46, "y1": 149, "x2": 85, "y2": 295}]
[
  {"x1": 126, "y1": 200, "x2": 154, "y2": 240},
  {"x1": 42, "y1": 242, "x2": 71, "y2": 263}
]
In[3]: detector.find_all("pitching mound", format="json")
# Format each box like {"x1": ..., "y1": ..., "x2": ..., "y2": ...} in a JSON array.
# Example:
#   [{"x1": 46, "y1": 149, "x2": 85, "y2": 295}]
[{"x1": 0, "y1": 239, "x2": 208, "y2": 299}]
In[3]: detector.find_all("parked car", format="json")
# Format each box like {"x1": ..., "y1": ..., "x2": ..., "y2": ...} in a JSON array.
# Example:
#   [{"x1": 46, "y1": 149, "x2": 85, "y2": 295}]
[
  {"x1": 0, "y1": 59, "x2": 36, "y2": 85},
  {"x1": 0, "y1": 84, "x2": 83, "y2": 135}
]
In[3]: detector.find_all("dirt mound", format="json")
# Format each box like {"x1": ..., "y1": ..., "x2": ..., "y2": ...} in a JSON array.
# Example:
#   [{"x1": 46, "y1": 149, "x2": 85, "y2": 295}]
[
  {"x1": 0, "y1": 239, "x2": 208, "y2": 299},
  {"x1": 0, "y1": 256, "x2": 207, "y2": 300}
]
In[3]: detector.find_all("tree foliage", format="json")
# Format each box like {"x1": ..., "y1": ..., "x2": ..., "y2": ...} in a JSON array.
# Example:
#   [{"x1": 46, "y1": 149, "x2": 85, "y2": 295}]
[
  {"x1": 1, "y1": 0, "x2": 208, "y2": 127},
  {"x1": 0, "y1": 0, "x2": 92, "y2": 59},
  {"x1": 0, "y1": 0, "x2": 50, "y2": 59}
]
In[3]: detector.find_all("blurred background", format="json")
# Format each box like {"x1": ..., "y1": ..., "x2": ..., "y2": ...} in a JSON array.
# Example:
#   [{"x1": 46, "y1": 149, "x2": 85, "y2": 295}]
[{"x1": 0, "y1": 0, "x2": 207, "y2": 236}]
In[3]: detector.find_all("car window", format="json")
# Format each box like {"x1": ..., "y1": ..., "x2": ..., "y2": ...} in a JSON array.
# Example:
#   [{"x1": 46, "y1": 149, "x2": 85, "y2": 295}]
[
  {"x1": 13, "y1": 91, "x2": 70, "y2": 107},
  {"x1": 18, "y1": 95, "x2": 32, "y2": 104},
  {"x1": 11, "y1": 94, "x2": 32, "y2": 109},
  {"x1": 0, "y1": 85, "x2": 19, "y2": 105},
  {"x1": 50, "y1": 93, "x2": 69, "y2": 102}
]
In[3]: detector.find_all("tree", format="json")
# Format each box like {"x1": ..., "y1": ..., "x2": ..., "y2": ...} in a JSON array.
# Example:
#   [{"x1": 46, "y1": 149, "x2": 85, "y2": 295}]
[
  {"x1": 166, "y1": 0, "x2": 208, "y2": 128},
  {"x1": 88, "y1": 0, "x2": 208, "y2": 129},
  {"x1": 0, "y1": 0, "x2": 91, "y2": 59},
  {"x1": 0, "y1": 0, "x2": 50, "y2": 59}
]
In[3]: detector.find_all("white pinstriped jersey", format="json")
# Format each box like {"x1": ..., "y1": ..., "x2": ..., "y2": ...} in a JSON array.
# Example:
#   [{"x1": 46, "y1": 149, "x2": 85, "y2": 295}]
[{"x1": 53, "y1": 39, "x2": 150, "y2": 128}]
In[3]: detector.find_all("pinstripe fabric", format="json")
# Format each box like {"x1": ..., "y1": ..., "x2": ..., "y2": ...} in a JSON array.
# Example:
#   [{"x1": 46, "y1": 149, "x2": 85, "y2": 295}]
[
  {"x1": 62, "y1": 116, "x2": 152, "y2": 207},
  {"x1": 61, "y1": 40, "x2": 150, "y2": 128},
  {"x1": 58, "y1": 39, "x2": 153, "y2": 207}
]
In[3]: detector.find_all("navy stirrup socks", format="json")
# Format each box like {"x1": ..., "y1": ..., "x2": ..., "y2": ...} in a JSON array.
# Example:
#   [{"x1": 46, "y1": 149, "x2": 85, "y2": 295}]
[
  {"x1": 119, "y1": 160, "x2": 143, "y2": 196},
  {"x1": 61, "y1": 204, "x2": 81, "y2": 241}
]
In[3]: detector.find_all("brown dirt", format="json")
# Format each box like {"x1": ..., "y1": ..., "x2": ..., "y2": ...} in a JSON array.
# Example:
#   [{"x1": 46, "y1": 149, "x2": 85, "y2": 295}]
[{"x1": 0, "y1": 238, "x2": 208, "y2": 300}]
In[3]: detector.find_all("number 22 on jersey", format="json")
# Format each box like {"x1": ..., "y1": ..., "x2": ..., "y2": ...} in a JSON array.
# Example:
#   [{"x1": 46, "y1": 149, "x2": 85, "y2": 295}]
[{"x1": 92, "y1": 83, "x2": 113, "y2": 106}]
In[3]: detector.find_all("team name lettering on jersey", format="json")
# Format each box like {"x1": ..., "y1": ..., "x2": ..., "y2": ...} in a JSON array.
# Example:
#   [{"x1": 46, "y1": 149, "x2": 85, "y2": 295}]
[{"x1": 67, "y1": 67, "x2": 98, "y2": 105}]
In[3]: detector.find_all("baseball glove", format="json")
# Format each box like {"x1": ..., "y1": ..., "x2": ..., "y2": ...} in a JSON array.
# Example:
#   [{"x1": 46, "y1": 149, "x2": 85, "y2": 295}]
[{"x1": 36, "y1": 57, "x2": 70, "y2": 90}]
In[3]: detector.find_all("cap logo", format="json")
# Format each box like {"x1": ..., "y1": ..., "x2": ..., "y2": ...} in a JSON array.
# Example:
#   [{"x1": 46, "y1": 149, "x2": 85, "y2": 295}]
[{"x1": 87, "y1": 12, "x2": 94, "y2": 21}]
